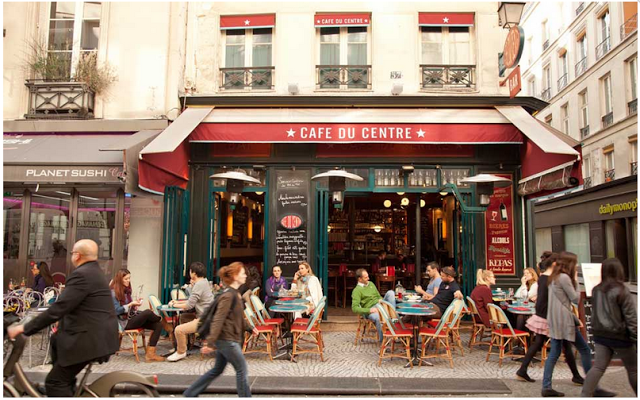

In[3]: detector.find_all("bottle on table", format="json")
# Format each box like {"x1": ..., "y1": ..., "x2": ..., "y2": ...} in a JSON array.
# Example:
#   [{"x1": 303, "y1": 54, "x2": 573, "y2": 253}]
[
  {"x1": 8, "y1": 278, "x2": 15, "y2": 291},
  {"x1": 20, "y1": 277, "x2": 26, "y2": 289}
]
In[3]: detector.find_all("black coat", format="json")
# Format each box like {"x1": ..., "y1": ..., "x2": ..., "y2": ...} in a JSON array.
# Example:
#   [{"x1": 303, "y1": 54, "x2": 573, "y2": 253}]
[
  {"x1": 24, "y1": 260, "x2": 119, "y2": 367},
  {"x1": 591, "y1": 282, "x2": 637, "y2": 342}
]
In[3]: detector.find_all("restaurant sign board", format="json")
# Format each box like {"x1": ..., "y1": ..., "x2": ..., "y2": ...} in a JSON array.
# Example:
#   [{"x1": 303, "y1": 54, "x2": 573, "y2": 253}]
[
  {"x1": 485, "y1": 173, "x2": 516, "y2": 275},
  {"x1": 4, "y1": 165, "x2": 125, "y2": 183},
  {"x1": 503, "y1": 26, "x2": 524, "y2": 68}
]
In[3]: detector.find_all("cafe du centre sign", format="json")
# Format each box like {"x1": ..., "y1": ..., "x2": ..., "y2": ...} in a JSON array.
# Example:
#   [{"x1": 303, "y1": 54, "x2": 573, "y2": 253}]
[{"x1": 500, "y1": 25, "x2": 525, "y2": 98}]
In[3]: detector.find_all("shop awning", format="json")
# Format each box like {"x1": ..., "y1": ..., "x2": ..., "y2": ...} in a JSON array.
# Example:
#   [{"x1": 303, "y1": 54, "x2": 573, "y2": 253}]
[
  {"x1": 314, "y1": 13, "x2": 371, "y2": 27},
  {"x1": 419, "y1": 12, "x2": 475, "y2": 27},
  {"x1": 140, "y1": 107, "x2": 213, "y2": 155}
]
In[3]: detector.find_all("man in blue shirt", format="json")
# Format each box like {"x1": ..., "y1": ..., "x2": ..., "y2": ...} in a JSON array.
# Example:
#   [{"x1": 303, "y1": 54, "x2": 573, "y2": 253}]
[{"x1": 415, "y1": 262, "x2": 442, "y2": 299}]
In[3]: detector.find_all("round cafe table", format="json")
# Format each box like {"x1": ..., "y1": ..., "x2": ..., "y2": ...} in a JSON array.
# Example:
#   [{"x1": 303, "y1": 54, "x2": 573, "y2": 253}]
[
  {"x1": 269, "y1": 304, "x2": 308, "y2": 362},
  {"x1": 275, "y1": 291, "x2": 302, "y2": 298},
  {"x1": 275, "y1": 298, "x2": 308, "y2": 305},
  {"x1": 396, "y1": 304, "x2": 437, "y2": 367},
  {"x1": 507, "y1": 306, "x2": 536, "y2": 315}
]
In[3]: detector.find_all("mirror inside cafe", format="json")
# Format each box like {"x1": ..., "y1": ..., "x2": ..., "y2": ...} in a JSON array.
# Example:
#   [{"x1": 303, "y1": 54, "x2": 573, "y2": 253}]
[{"x1": 327, "y1": 192, "x2": 458, "y2": 312}]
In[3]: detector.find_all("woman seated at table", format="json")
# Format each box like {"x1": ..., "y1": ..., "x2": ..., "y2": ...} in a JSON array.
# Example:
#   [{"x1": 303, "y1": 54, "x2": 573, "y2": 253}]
[
  {"x1": 264, "y1": 265, "x2": 289, "y2": 317},
  {"x1": 29, "y1": 261, "x2": 54, "y2": 293},
  {"x1": 515, "y1": 267, "x2": 539, "y2": 302},
  {"x1": 110, "y1": 268, "x2": 165, "y2": 362},
  {"x1": 470, "y1": 269, "x2": 495, "y2": 328},
  {"x1": 291, "y1": 261, "x2": 323, "y2": 318}
]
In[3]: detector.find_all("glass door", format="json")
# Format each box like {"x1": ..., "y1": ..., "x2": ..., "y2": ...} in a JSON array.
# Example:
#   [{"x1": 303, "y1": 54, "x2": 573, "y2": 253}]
[{"x1": 161, "y1": 186, "x2": 190, "y2": 303}]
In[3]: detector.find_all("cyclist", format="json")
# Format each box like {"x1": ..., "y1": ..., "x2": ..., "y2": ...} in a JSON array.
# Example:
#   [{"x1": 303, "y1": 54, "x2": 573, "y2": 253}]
[{"x1": 8, "y1": 239, "x2": 119, "y2": 397}]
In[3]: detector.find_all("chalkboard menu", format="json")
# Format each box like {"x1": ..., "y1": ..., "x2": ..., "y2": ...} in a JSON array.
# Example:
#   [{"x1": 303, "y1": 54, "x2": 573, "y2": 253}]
[
  {"x1": 273, "y1": 170, "x2": 310, "y2": 277},
  {"x1": 579, "y1": 292, "x2": 597, "y2": 356}
]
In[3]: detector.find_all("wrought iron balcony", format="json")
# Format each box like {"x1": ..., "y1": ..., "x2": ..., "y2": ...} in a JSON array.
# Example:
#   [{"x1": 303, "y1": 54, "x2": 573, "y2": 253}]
[
  {"x1": 604, "y1": 169, "x2": 615, "y2": 182},
  {"x1": 602, "y1": 112, "x2": 614, "y2": 128},
  {"x1": 541, "y1": 88, "x2": 551, "y2": 101},
  {"x1": 557, "y1": 73, "x2": 569, "y2": 91},
  {"x1": 575, "y1": 57, "x2": 588, "y2": 77},
  {"x1": 316, "y1": 65, "x2": 371, "y2": 89},
  {"x1": 24, "y1": 80, "x2": 94, "y2": 119},
  {"x1": 220, "y1": 67, "x2": 275, "y2": 90},
  {"x1": 621, "y1": 13, "x2": 638, "y2": 41},
  {"x1": 595, "y1": 37, "x2": 611, "y2": 61},
  {"x1": 583, "y1": 176, "x2": 592, "y2": 189},
  {"x1": 420, "y1": 65, "x2": 476, "y2": 88},
  {"x1": 629, "y1": 98, "x2": 637, "y2": 115},
  {"x1": 575, "y1": 2, "x2": 585, "y2": 16},
  {"x1": 632, "y1": 162, "x2": 638, "y2": 176},
  {"x1": 580, "y1": 125, "x2": 590, "y2": 138},
  {"x1": 542, "y1": 39, "x2": 550, "y2": 51}
]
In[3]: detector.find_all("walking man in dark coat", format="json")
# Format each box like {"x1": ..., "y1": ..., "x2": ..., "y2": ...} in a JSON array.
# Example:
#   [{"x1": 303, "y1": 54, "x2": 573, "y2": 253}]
[{"x1": 8, "y1": 239, "x2": 119, "y2": 397}]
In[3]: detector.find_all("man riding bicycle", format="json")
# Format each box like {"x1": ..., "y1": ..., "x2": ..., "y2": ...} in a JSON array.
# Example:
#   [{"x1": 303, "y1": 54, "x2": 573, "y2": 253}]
[{"x1": 8, "y1": 239, "x2": 119, "y2": 397}]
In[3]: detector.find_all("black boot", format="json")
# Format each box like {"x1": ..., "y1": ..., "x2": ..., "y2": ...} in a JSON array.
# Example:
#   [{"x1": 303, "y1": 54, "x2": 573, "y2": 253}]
[
  {"x1": 516, "y1": 369, "x2": 536, "y2": 382},
  {"x1": 542, "y1": 388, "x2": 565, "y2": 397}
]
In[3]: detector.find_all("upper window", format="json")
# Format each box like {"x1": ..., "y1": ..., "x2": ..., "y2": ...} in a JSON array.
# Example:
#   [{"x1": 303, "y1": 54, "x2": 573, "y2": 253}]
[
  {"x1": 421, "y1": 27, "x2": 472, "y2": 65},
  {"x1": 558, "y1": 51, "x2": 569, "y2": 91},
  {"x1": 542, "y1": 20, "x2": 550, "y2": 50},
  {"x1": 579, "y1": 90, "x2": 589, "y2": 129},
  {"x1": 602, "y1": 74, "x2": 613, "y2": 115},
  {"x1": 561, "y1": 103, "x2": 570, "y2": 134},
  {"x1": 629, "y1": 56, "x2": 638, "y2": 102},
  {"x1": 47, "y1": 2, "x2": 102, "y2": 79},
  {"x1": 542, "y1": 64, "x2": 551, "y2": 100},
  {"x1": 528, "y1": 77, "x2": 536, "y2": 96},
  {"x1": 596, "y1": 9, "x2": 611, "y2": 60},
  {"x1": 220, "y1": 14, "x2": 275, "y2": 90},
  {"x1": 575, "y1": 31, "x2": 588, "y2": 76}
]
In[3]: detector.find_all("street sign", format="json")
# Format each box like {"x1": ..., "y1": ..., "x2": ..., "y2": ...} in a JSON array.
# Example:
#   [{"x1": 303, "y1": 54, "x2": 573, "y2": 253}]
[
  {"x1": 506, "y1": 66, "x2": 521, "y2": 98},
  {"x1": 503, "y1": 26, "x2": 525, "y2": 68}
]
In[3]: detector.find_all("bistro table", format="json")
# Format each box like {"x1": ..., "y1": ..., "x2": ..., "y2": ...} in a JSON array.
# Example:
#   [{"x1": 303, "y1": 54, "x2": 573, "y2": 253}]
[
  {"x1": 158, "y1": 302, "x2": 186, "y2": 349},
  {"x1": 268, "y1": 303, "x2": 308, "y2": 362},
  {"x1": 275, "y1": 298, "x2": 308, "y2": 306},
  {"x1": 507, "y1": 305, "x2": 536, "y2": 315},
  {"x1": 396, "y1": 302, "x2": 437, "y2": 367}
]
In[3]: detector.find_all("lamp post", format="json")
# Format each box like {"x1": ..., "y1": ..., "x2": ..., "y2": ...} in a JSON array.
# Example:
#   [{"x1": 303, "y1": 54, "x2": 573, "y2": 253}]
[
  {"x1": 439, "y1": 174, "x2": 512, "y2": 214},
  {"x1": 497, "y1": 1, "x2": 526, "y2": 29}
]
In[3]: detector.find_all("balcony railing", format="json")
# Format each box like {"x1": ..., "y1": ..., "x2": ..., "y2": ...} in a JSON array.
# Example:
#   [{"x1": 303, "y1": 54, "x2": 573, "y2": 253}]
[
  {"x1": 602, "y1": 112, "x2": 614, "y2": 128},
  {"x1": 621, "y1": 13, "x2": 638, "y2": 41},
  {"x1": 557, "y1": 73, "x2": 569, "y2": 91},
  {"x1": 580, "y1": 125, "x2": 590, "y2": 138},
  {"x1": 604, "y1": 169, "x2": 615, "y2": 182},
  {"x1": 420, "y1": 65, "x2": 476, "y2": 88},
  {"x1": 541, "y1": 88, "x2": 551, "y2": 101},
  {"x1": 542, "y1": 39, "x2": 550, "y2": 51},
  {"x1": 24, "y1": 80, "x2": 95, "y2": 119},
  {"x1": 583, "y1": 176, "x2": 592, "y2": 189},
  {"x1": 595, "y1": 37, "x2": 611, "y2": 61},
  {"x1": 629, "y1": 98, "x2": 638, "y2": 115},
  {"x1": 575, "y1": 2, "x2": 585, "y2": 16},
  {"x1": 632, "y1": 162, "x2": 638, "y2": 176},
  {"x1": 316, "y1": 65, "x2": 372, "y2": 89},
  {"x1": 575, "y1": 57, "x2": 587, "y2": 77},
  {"x1": 220, "y1": 67, "x2": 275, "y2": 90}
]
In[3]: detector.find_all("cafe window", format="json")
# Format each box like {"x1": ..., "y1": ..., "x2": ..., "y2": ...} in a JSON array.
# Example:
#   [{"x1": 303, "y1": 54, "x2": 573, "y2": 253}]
[
  {"x1": 27, "y1": 191, "x2": 71, "y2": 276},
  {"x1": 535, "y1": 227, "x2": 552, "y2": 261},
  {"x1": 421, "y1": 26, "x2": 472, "y2": 65},
  {"x1": 3, "y1": 193, "x2": 24, "y2": 289},
  {"x1": 563, "y1": 223, "x2": 591, "y2": 265},
  {"x1": 224, "y1": 28, "x2": 273, "y2": 69},
  {"x1": 374, "y1": 168, "x2": 403, "y2": 187},
  {"x1": 408, "y1": 169, "x2": 438, "y2": 188}
]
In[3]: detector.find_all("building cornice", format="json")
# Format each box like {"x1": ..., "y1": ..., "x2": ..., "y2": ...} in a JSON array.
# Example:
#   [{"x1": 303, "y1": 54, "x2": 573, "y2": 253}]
[{"x1": 3, "y1": 119, "x2": 169, "y2": 133}]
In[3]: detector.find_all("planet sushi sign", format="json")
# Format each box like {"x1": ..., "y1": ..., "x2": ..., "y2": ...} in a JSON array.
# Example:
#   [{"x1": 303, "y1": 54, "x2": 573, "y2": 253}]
[{"x1": 280, "y1": 214, "x2": 302, "y2": 230}]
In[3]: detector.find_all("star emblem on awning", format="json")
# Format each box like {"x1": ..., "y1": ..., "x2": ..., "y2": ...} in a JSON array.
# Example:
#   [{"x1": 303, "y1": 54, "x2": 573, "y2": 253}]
[
  {"x1": 417, "y1": 129, "x2": 426, "y2": 138},
  {"x1": 286, "y1": 129, "x2": 296, "y2": 138},
  {"x1": 443, "y1": 17, "x2": 449, "y2": 23},
  {"x1": 244, "y1": 19, "x2": 250, "y2": 25}
]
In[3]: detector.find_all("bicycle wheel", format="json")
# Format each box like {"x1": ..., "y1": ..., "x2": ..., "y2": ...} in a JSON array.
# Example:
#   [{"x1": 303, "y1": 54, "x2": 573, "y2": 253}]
[
  {"x1": 4, "y1": 381, "x2": 21, "y2": 397},
  {"x1": 108, "y1": 382, "x2": 160, "y2": 397}
]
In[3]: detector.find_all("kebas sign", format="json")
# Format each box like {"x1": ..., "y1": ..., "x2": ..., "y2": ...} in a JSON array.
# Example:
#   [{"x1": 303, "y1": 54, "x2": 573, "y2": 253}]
[{"x1": 485, "y1": 173, "x2": 516, "y2": 275}]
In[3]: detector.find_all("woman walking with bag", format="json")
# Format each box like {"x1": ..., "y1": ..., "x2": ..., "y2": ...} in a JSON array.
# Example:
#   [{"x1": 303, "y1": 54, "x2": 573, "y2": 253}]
[
  {"x1": 582, "y1": 258, "x2": 637, "y2": 397},
  {"x1": 541, "y1": 252, "x2": 614, "y2": 397},
  {"x1": 184, "y1": 262, "x2": 259, "y2": 397}
]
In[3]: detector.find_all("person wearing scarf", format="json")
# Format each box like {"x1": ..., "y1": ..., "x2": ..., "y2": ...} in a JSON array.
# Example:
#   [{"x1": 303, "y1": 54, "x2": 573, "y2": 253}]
[{"x1": 264, "y1": 265, "x2": 289, "y2": 317}]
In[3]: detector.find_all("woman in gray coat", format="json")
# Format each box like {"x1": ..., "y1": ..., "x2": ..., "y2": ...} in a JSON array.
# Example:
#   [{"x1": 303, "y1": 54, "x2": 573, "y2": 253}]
[{"x1": 541, "y1": 252, "x2": 614, "y2": 397}]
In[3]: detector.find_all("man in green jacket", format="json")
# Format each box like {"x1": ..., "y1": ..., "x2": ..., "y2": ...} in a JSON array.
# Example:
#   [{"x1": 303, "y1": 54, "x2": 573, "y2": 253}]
[{"x1": 351, "y1": 268, "x2": 396, "y2": 342}]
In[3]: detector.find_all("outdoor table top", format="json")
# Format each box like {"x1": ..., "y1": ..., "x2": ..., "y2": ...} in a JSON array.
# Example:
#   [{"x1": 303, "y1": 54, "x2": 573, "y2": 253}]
[
  {"x1": 396, "y1": 307, "x2": 437, "y2": 317},
  {"x1": 396, "y1": 302, "x2": 435, "y2": 309},
  {"x1": 275, "y1": 298, "x2": 309, "y2": 305},
  {"x1": 158, "y1": 305, "x2": 183, "y2": 312},
  {"x1": 269, "y1": 304, "x2": 308, "y2": 313},
  {"x1": 275, "y1": 292, "x2": 303, "y2": 298},
  {"x1": 507, "y1": 306, "x2": 536, "y2": 315}
]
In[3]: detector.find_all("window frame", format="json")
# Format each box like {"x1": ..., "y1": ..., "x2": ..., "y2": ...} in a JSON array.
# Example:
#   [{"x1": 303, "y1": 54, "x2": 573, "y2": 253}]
[
  {"x1": 561, "y1": 103, "x2": 570, "y2": 134},
  {"x1": 579, "y1": 90, "x2": 589, "y2": 129},
  {"x1": 602, "y1": 73, "x2": 613, "y2": 115},
  {"x1": 629, "y1": 136, "x2": 638, "y2": 164},
  {"x1": 603, "y1": 146, "x2": 615, "y2": 171},
  {"x1": 222, "y1": 28, "x2": 274, "y2": 69},
  {"x1": 317, "y1": 26, "x2": 371, "y2": 67},
  {"x1": 528, "y1": 76, "x2": 536, "y2": 96},
  {"x1": 419, "y1": 26, "x2": 475, "y2": 66},
  {"x1": 629, "y1": 56, "x2": 638, "y2": 101},
  {"x1": 583, "y1": 155, "x2": 592, "y2": 178}
]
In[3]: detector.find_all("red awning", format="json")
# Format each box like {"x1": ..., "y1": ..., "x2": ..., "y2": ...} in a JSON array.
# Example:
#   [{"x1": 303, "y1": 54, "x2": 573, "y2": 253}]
[
  {"x1": 190, "y1": 123, "x2": 522, "y2": 144},
  {"x1": 314, "y1": 13, "x2": 371, "y2": 27},
  {"x1": 220, "y1": 14, "x2": 275, "y2": 30},
  {"x1": 419, "y1": 12, "x2": 475, "y2": 27},
  {"x1": 138, "y1": 140, "x2": 190, "y2": 195}
]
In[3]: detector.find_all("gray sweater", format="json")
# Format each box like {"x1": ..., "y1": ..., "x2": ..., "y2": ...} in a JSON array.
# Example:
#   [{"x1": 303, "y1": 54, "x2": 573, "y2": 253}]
[
  {"x1": 186, "y1": 279, "x2": 214, "y2": 318},
  {"x1": 547, "y1": 273, "x2": 579, "y2": 342}
]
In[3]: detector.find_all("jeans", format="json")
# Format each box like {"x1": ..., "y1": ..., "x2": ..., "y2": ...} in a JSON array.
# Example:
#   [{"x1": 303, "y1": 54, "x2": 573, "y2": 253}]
[
  {"x1": 183, "y1": 340, "x2": 251, "y2": 397},
  {"x1": 543, "y1": 328, "x2": 592, "y2": 389},
  {"x1": 582, "y1": 343, "x2": 637, "y2": 397},
  {"x1": 368, "y1": 291, "x2": 397, "y2": 342},
  {"x1": 518, "y1": 333, "x2": 581, "y2": 378}
]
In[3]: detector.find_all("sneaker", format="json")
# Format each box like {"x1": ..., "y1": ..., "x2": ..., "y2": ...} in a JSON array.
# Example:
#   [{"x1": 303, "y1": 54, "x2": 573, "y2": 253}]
[
  {"x1": 593, "y1": 388, "x2": 616, "y2": 397},
  {"x1": 167, "y1": 351, "x2": 187, "y2": 362},
  {"x1": 572, "y1": 375, "x2": 584, "y2": 386},
  {"x1": 541, "y1": 388, "x2": 565, "y2": 397},
  {"x1": 516, "y1": 370, "x2": 536, "y2": 382}
]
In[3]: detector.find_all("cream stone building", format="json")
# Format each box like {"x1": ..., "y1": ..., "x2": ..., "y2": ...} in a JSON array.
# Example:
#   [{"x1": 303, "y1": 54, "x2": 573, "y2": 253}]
[{"x1": 520, "y1": 1, "x2": 638, "y2": 188}]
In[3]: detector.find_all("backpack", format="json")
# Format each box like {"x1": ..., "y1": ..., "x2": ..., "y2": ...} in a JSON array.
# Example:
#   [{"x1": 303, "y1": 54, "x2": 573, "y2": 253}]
[{"x1": 196, "y1": 288, "x2": 238, "y2": 339}]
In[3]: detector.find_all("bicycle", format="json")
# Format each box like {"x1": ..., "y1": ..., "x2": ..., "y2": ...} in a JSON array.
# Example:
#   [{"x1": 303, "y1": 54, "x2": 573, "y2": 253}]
[{"x1": 3, "y1": 315, "x2": 160, "y2": 397}]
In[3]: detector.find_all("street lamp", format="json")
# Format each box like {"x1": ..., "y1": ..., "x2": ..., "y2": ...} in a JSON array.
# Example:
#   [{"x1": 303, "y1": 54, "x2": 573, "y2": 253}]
[
  {"x1": 497, "y1": 1, "x2": 526, "y2": 29},
  {"x1": 311, "y1": 169, "x2": 364, "y2": 208},
  {"x1": 439, "y1": 174, "x2": 512, "y2": 213},
  {"x1": 209, "y1": 169, "x2": 261, "y2": 210}
]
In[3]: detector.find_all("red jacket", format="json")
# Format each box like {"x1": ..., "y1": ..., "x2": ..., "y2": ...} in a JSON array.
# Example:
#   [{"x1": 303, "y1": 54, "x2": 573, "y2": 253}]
[{"x1": 470, "y1": 285, "x2": 493, "y2": 327}]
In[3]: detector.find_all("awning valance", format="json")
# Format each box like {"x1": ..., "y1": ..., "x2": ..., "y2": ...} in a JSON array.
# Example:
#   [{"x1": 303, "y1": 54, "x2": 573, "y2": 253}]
[
  {"x1": 220, "y1": 14, "x2": 275, "y2": 30},
  {"x1": 315, "y1": 13, "x2": 371, "y2": 27},
  {"x1": 419, "y1": 12, "x2": 475, "y2": 27}
]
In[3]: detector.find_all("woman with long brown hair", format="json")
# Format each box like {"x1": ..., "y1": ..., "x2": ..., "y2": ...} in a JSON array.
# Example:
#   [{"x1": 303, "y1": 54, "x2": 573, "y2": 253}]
[
  {"x1": 541, "y1": 252, "x2": 613, "y2": 397},
  {"x1": 30, "y1": 261, "x2": 54, "y2": 293},
  {"x1": 110, "y1": 268, "x2": 165, "y2": 362}
]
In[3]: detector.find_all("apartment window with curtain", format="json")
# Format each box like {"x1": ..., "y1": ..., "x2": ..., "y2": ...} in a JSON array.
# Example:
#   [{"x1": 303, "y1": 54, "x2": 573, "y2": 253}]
[
  {"x1": 558, "y1": 51, "x2": 569, "y2": 91},
  {"x1": 47, "y1": 2, "x2": 102, "y2": 79},
  {"x1": 542, "y1": 20, "x2": 550, "y2": 50},
  {"x1": 604, "y1": 146, "x2": 615, "y2": 181},
  {"x1": 628, "y1": 56, "x2": 638, "y2": 115},
  {"x1": 220, "y1": 15, "x2": 275, "y2": 90},
  {"x1": 542, "y1": 64, "x2": 551, "y2": 100},
  {"x1": 601, "y1": 74, "x2": 614, "y2": 127},
  {"x1": 583, "y1": 155, "x2": 592, "y2": 187},
  {"x1": 576, "y1": 32, "x2": 588, "y2": 76},
  {"x1": 528, "y1": 77, "x2": 536, "y2": 96},
  {"x1": 596, "y1": 9, "x2": 611, "y2": 60},
  {"x1": 561, "y1": 103, "x2": 569, "y2": 134}
]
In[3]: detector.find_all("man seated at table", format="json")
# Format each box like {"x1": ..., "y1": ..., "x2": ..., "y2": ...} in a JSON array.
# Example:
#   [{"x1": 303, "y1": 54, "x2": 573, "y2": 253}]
[
  {"x1": 423, "y1": 266, "x2": 463, "y2": 318},
  {"x1": 351, "y1": 268, "x2": 396, "y2": 343},
  {"x1": 371, "y1": 250, "x2": 387, "y2": 275},
  {"x1": 414, "y1": 262, "x2": 442, "y2": 299},
  {"x1": 167, "y1": 261, "x2": 214, "y2": 362}
]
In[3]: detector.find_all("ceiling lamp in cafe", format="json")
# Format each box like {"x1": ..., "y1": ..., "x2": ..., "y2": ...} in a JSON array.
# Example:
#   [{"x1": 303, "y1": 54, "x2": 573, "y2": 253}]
[
  {"x1": 311, "y1": 169, "x2": 364, "y2": 208},
  {"x1": 209, "y1": 169, "x2": 261, "y2": 210},
  {"x1": 383, "y1": 200, "x2": 392, "y2": 208},
  {"x1": 401, "y1": 197, "x2": 410, "y2": 206}
]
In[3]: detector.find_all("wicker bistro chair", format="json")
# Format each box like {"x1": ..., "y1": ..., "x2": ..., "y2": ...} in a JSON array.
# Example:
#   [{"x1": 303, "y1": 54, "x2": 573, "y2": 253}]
[
  {"x1": 170, "y1": 289, "x2": 188, "y2": 301},
  {"x1": 291, "y1": 302, "x2": 326, "y2": 362},
  {"x1": 293, "y1": 296, "x2": 327, "y2": 325},
  {"x1": 486, "y1": 304, "x2": 530, "y2": 367},
  {"x1": 380, "y1": 299, "x2": 414, "y2": 331},
  {"x1": 375, "y1": 304, "x2": 413, "y2": 368},
  {"x1": 116, "y1": 323, "x2": 147, "y2": 363},
  {"x1": 243, "y1": 307, "x2": 275, "y2": 360},
  {"x1": 250, "y1": 295, "x2": 284, "y2": 345},
  {"x1": 355, "y1": 314, "x2": 379, "y2": 346},
  {"x1": 418, "y1": 300, "x2": 462, "y2": 368},
  {"x1": 148, "y1": 294, "x2": 176, "y2": 341},
  {"x1": 466, "y1": 296, "x2": 491, "y2": 350},
  {"x1": 251, "y1": 287, "x2": 260, "y2": 298}
]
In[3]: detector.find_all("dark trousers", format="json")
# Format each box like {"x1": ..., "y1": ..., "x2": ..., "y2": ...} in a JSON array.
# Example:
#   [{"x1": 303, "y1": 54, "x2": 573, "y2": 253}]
[
  {"x1": 125, "y1": 309, "x2": 162, "y2": 346},
  {"x1": 518, "y1": 332, "x2": 581, "y2": 377},
  {"x1": 582, "y1": 343, "x2": 637, "y2": 396},
  {"x1": 46, "y1": 334, "x2": 90, "y2": 397}
]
